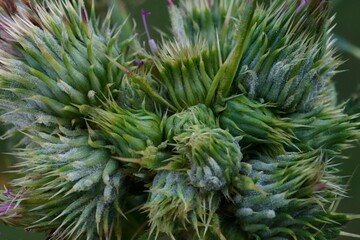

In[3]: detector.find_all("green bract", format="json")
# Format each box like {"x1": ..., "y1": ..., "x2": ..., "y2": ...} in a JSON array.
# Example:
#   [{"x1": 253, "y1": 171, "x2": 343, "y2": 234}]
[{"x1": 0, "y1": 0, "x2": 359, "y2": 239}]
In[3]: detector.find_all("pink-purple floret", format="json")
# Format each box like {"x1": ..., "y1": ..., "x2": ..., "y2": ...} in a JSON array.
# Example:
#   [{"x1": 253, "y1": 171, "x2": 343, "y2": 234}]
[
  {"x1": 0, "y1": 190, "x2": 15, "y2": 213},
  {"x1": 296, "y1": 0, "x2": 308, "y2": 12},
  {"x1": 141, "y1": 9, "x2": 152, "y2": 40},
  {"x1": 296, "y1": 0, "x2": 325, "y2": 13},
  {"x1": 0, "y1": 201, "x2": 15, "y2": 213}
]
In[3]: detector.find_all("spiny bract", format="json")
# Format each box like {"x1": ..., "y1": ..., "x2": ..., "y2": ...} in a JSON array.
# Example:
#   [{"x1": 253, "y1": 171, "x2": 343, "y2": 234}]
[{"x1": 0, "y1": 0, "x2": 359, "y2": 239}]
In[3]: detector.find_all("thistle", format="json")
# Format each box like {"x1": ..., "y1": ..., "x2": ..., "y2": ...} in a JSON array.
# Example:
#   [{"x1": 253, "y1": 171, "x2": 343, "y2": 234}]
[{"x1": 0, "y1": 0, "x2": 359, "y2": 239}]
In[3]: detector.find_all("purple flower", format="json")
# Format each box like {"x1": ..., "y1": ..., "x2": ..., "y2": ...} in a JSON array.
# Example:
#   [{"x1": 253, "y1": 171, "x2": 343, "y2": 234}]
[
  {"x1": 0, "y1": 201, "x2": 15, "y2": 213},
  {"x1": 166, "y1": 0, "x2": 174, "y2": 7},
  {"x1": 4, "y1": 189, "x2": 13, "y2": 199},
  {"x1": 296, "y1": 0, "x2": 326, "y2": 14},
  {"x1": 141, "y1": 9, "x2": 158, "y2": 54},
  {"x1": 0, "y1": 189, "x2": 17, "y2": 214},
  {"x1": 141, "y1": 9, "x2": 152, "y2": 40},
  {"x1": 134, "y1": 59, "x2": 144, "y2": 67},
  {"x1": 296, "y1": 0, "x2": 308, "y2": 13}
]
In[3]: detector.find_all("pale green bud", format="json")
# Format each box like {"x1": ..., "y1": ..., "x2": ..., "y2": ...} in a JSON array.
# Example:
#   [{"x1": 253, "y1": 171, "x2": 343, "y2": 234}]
[
  {"x1": 164, "y1": 103, "x2": 216, "y2": 141},
  {"x1": 173, "y1": 125, "x2": 242, "y2": 191}
]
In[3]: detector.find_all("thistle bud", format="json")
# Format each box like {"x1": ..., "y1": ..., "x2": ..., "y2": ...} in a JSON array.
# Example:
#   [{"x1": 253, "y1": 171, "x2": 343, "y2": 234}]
[
  {"x1": 143, "y1": 171, "x2": 221, "y2": 239},
  {"x1": 81, "y1": 101, "x2": 162, "y2": 158},
  {"x1": 218, "y1": 95, "x2": 295, "y2": 156},
  {"x1": 164, "y1": 103, "x2": 216, "y2": 141},
  {"x1": 173, "y1": 125, "x2": 242, "y2": 191},
  {"x1": 167, "y1": 0, "x2": 246, "y2": 59},
  {"x1": 155, "y1": 39, "x2": 213, "y2": 109},
  {"x1": 288, "y1": 104, "x2": 360, "y2": 154},
  {"x1": 235, "y1": 0, "x2": 336, "y2": 112},
  {"x1": 2, "y1": 128, "x2": 125, "y2": 239},
  {"x1": 0, "y1": 0, "x2": 132, "y2": 131},
  {"x1": 232, "y1": 152, "x2": 349, "y2": 239}
]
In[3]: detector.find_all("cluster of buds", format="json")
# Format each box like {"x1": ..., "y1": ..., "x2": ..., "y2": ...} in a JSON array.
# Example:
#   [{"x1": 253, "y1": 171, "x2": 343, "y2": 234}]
[{"x1": 0, "y1": 0, "x2": 359, "y2": 239}]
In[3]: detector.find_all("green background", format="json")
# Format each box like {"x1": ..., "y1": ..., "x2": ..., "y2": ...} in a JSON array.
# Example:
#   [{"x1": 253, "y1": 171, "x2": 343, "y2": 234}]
[{"x1": 1, "y1": 0, "x2": 360, "y2": 239}]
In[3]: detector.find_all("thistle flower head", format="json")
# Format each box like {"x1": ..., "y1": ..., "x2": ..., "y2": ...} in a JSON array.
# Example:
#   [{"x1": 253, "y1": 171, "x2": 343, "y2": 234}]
[{"x1": 0, "y1": 0, "x2": 359, "y2": 239}]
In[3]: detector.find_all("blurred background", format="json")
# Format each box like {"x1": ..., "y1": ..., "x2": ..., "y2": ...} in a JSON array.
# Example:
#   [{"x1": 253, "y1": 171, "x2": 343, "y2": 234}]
[{"x1": 0, "y1": 0, "x2": 359, "y2": 239}]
